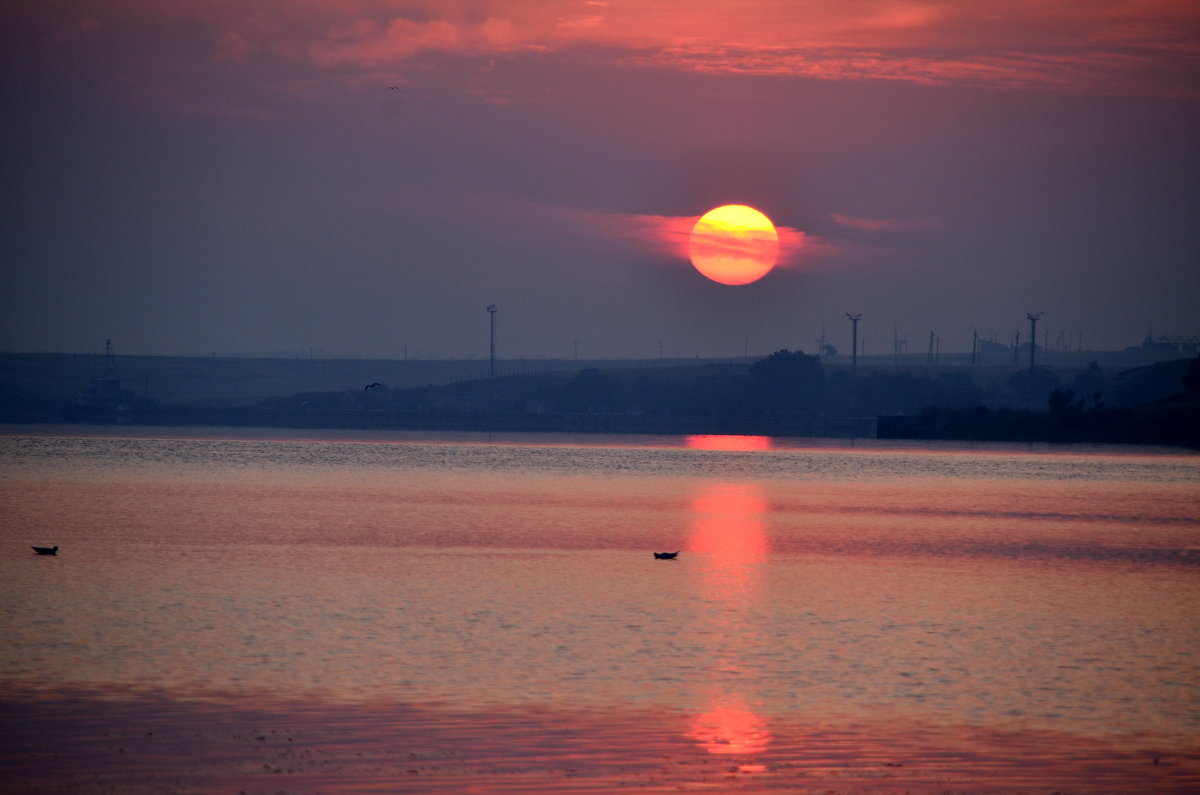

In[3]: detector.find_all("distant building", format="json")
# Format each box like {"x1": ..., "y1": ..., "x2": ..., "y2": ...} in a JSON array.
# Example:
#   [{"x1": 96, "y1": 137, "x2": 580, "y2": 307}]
[{"x1": 1135, "y1": 335, "x2": 1200, "y2": 355}]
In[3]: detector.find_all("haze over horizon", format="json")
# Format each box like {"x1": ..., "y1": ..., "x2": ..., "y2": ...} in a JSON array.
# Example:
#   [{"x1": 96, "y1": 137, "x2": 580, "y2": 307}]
[{"x1": 3, "y1": 1, "x2": 1197, "y2": 361}]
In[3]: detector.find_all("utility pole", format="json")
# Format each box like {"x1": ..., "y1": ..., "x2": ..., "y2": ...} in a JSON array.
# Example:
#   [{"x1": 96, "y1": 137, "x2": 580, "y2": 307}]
[
  {"x1": 846, "y1": 313, "x2": 861, "y2": 376},
  {"x1": 103, "y1": 338, "x2": 117, "y2": 380},
  {"x1": 1027, "y1": 312, "x2": 1042, "y2": 372},
  {"x1": 487, "y1": 304, "x2": 497, "y2": 378}
]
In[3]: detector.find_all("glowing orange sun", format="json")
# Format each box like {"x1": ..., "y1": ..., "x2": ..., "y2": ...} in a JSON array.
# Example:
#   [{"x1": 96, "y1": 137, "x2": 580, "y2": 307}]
[{"x1": 688, "y1": 204, "x2": 779, "y2": 285}]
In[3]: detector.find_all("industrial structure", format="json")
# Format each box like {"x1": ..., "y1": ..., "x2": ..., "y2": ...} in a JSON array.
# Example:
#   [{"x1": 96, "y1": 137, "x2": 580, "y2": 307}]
[
  {"x1": 1027, "y1": 312, "x2": 1043, "y2": 371},
  {"x1": 487, "y1": 304, "x2": 498, "y2": 378},
  {"x1": 846, "y1": 313, "x2": 861, "y2": 376}
]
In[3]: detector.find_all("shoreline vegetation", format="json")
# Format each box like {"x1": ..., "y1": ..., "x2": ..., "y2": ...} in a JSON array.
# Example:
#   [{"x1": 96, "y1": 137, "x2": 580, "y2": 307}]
[{"x1": 2, "y1": 349, "x2": 1198, "y2": 448}]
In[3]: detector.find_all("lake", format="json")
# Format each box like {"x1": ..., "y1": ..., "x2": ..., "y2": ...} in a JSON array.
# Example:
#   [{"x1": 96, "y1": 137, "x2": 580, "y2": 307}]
[{"x1": 1, "y1": 426, "x2": 1197, "y2": 792}]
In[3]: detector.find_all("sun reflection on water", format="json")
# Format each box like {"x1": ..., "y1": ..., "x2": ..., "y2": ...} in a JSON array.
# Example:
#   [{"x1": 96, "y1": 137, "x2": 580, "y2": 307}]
[
  {"x1": 687, "y1": 481, "x2": 772, "y2": 760},
  {"x1": 688, "y1": 694, "x2": 772, "y2": 755},
  {"x1": 689, "y1": 482, "x2": 769, "y2": 592},
  {"x1": 685, "y1": 434, "x2": 773, "y2": 451}
]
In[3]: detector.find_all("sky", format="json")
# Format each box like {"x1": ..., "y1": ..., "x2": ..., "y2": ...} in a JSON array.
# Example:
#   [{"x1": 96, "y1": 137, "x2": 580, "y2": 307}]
[{"x1": 2, "y1": 0, "x2": 1198, "y2": 360}]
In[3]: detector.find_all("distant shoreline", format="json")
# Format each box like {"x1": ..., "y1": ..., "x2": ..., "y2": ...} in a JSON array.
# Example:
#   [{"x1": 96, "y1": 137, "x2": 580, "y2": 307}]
[
  {"x1": 49, "y1": 404, "x2": 879, "y2": 440},
  {"x1": 4, "y1": 349, "x2": 1197, "y2": 449},
  {"x1": 2, "y1": 410, "x2": 1198, "y2": 450}
]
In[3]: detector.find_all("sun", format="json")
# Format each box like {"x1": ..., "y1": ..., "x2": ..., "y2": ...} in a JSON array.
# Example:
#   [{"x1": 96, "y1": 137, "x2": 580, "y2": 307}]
[{"x1": 688, "y1": 204, "x2": 780, "y2": 285}]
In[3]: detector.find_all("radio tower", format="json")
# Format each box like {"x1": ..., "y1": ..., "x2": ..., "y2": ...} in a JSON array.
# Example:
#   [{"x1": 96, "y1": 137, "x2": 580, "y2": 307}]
[
  {"x1": 1027, "y1": 312, "x2": 1043, "y2": 372},
  {"x1": 846, "y1": 313, "x2": 861, "y2": 376},
  {"x1": 487, "y1": 304, "x2": 497, "y2": 378}
]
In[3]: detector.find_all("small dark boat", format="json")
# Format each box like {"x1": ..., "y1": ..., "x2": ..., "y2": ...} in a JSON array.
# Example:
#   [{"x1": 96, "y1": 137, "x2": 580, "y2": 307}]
[
  {"x1": 32, "y1": 545, "x2": 58, "y2": 556},
  {"x1": 653, "y1": 551, "x2": 679, "y2": 560}
]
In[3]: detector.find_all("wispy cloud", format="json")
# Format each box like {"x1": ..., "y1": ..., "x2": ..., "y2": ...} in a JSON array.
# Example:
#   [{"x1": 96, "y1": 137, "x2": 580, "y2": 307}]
[
  {"x1": 568, "y1": 210, "x2": 811, "y2": 269},
  {"x1": 308, "y1": 17, "x2": 519, "y2": 67},
  {"x1": 183, "y1": 0, "x2": 1198, "y2": 98},
  {"x1": 16, "y1": 1, "x2": 1197, "y2": 107},
  {"x1": 830, "y1": 213, "x2": 943, "y2": 233}
]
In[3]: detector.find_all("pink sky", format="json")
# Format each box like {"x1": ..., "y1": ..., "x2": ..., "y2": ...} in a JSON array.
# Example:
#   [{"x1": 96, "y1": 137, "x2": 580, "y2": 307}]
[
  {"x1": 27, "y1": 1, "x2": 1200, "y2": 97},
  {"x1": 3, "y1": 0, "x2": 1197, "y2": 357}
]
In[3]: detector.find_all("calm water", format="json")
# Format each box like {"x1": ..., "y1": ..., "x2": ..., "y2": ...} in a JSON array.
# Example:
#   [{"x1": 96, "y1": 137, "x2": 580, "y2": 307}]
[{"x1": 1, "y1": 426, "x2": 1198, "y2": 789}]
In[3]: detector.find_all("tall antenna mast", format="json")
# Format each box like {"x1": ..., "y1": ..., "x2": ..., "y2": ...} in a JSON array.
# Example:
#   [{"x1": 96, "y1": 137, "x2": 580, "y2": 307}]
[
  {"x1": 487, "y1": 304, "x2": 497, "y2": 378},
  {"x1": 846, "y1": 313, "x2": 862, "y2": 376}
]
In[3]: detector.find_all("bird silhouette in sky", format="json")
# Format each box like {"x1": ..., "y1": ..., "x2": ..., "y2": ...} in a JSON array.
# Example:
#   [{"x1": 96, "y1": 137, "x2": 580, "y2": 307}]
[
  {"x1": 653, "y1": 551, "x2": 679, "y2": 560},
  {"x1": 365, "y1": 382, "x2": 382, "y2": 390}
]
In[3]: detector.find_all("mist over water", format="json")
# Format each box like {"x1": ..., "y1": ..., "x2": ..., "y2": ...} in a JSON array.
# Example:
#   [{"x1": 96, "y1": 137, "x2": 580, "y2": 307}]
[{"x1": 1, "y1": 428, "x2": 1197, "y2": 790}]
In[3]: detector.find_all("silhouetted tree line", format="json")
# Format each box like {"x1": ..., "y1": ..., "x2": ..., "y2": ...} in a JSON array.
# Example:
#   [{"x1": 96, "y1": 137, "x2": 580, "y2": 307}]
[
  {"x1": 525, "y1": 351, "x2": 830, "y2": 417},
  {"x1": 32, "y1": 348, "x2": 1196, "y2": 445},
  {"x1": 495, "y1": 350, "x2": 986, "y2": 418},
  {"x1": 264, "y1": 351, "x2": 1197, "y2": 424},
  {"x1": 882, "y1": 355, "x2": 1200, "y2": 445}
]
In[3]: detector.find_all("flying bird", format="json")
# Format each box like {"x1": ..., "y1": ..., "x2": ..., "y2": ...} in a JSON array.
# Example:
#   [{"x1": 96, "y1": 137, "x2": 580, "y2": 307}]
[
  {"x1": 365, "y1": 382, "x2": 382, "y2": 390},
  {"x1": 32, "y1": 545, "x2": 58, "y2": 556},
  {"x1": 653, "y1": 551, "x2": 679, "y2": 560}
]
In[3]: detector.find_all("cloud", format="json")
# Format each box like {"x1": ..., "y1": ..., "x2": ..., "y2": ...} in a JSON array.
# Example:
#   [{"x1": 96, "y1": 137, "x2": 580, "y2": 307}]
[
  {"x1": 560, "y1": 210, "x2": 812, "y2": 270},
  {"x1": 23, "y1": 1, "x2": 1194, "y2": 99},
  {"x1": 214, "y1": 31, "x2": 257, "y2": 64},
  {"x1": 309, "y1": 16, "x2": 518, "y2": 66},
  {"x1": 45, "y1": 16, "x2": 103, "y2": 45},
  {"x1": 633, "y1": 42, "x2": 1198, "y2": 98},
  {"x1": 615, "y1": 213, "x2": 695, "y2": 261},
  {"x1": 830, "y1": 213, "x2": 943, "y2": 232},
  {"x1": 557, "y1": 15, "x2": 605, "y2": 31}
]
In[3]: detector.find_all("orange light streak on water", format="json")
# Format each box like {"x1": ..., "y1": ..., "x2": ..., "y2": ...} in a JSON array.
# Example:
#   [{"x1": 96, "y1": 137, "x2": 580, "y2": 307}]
[
  {"x1": 688, "y1": 696, "x2": 772, "y2": 756},
  {"x1": 685, "y1": 434, "x2": 773, "y2": 451},
  {"x1": 688, "y1": 483, "x2": 769, "y2": 573},
  {"x1": 688, "y1": 482, "x2": 773, "y2": 760}
]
